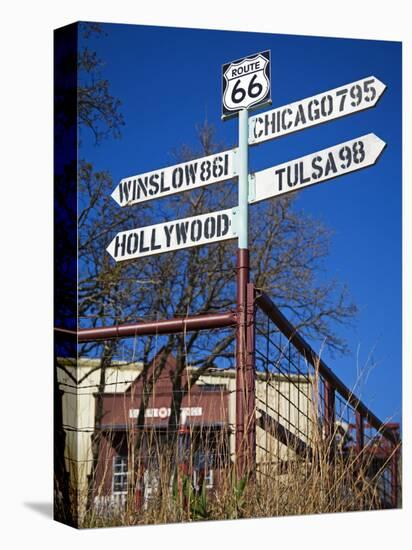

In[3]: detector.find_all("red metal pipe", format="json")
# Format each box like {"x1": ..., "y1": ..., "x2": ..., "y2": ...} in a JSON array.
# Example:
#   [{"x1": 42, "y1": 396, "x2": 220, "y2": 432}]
[
  {"x1": 324, "y1": 381, "x2": 335, "y2": 441},
  {"x1": 356, "y1": 411, "x2": 364, "y2": 454},
  {"x1": 55, "y1": 311, "x2": 237, "y2": 342},
  {"x1": 235, "y1": 249, "x2": 249, "y2": 478},
  {"x1": 246, "y1": 282, "x2": 256, "y2": 474},
  {"x1": 390, "y1": 427, "x2": 400, "y2": 508}
]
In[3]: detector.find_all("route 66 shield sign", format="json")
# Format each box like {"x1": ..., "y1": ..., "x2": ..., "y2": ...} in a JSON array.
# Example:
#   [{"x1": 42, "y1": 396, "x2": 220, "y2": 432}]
[{"x1": 222, "y1": 50, "x2": 271, "y2": 119}]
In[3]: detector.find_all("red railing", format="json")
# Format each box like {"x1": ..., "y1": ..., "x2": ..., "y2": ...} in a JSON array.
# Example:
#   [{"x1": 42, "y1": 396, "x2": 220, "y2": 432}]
[{"x1": 254, "y1": 288, "x2": 400, "y2": 508}]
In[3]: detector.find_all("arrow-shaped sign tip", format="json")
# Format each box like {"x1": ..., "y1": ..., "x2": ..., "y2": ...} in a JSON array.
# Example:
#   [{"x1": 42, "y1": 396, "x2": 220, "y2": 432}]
[
  {"x1": 372, "y1": 76, "x2": 387, "y2": 102},
  {"x1": 111, "y1": 186, "x2": 121, "y2": 207},
  {"x1": 370, "y1": 133, "x2": 387, "y2": 161},
  {"x1": 106, "y1": 236, "x2": 117, "y2": 261}
]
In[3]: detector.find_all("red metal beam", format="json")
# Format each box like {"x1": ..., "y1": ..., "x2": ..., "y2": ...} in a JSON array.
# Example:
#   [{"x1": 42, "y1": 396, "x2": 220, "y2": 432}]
[
  {"x1": 324, "y1": 381, "x2": 335, "y2": 441},
  {"x1": 246, "y1": 282, "x2": 256, "y2": 474},
  {"x1": 390, "y1": 426, "x2": 400, "y2": 508},
  {"x1": 356, "y1": 411, "x2": 364, "y2": 454},
  {"x1": 55, "y1": 311, "x2": 237, "y2": 342},
  {"x1": 235, "y1": 249, "x2": 249, "y2": 478}
]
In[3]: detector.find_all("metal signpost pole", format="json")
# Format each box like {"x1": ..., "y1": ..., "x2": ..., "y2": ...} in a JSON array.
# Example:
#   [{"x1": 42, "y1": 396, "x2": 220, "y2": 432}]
[
  {"x1": 246, "y1": 281, "x2": 256, "y2": 476},
  {"x1": 238, "y1": 108, "x2": 249, "y2": 251},
  {"x1": 236, "y1": 107, "x2": 251, "y2": 478},
  {"x1": 225, "y1": 50, "x2": 271, "y2": 479}
]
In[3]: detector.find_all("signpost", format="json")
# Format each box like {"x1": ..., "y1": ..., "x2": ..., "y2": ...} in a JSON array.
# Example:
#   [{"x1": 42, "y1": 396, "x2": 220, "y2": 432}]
[
  {"x1": 249, "y1": 76, "x2": 386, "y2": 145},
  {"x1": 222, "y1": 50, "x2": 271, "y2": 119},
  {"x1": 222, "y1": 51, "x2": 273, "y2": 477},
  {"x1": 103, "y1": 48, "x2": 388, "y2": 481},
  {"x1": 112, "y1": 148, "x2": 238, "y2": 207},
  {"x1": 106, "y1": 208, "x2": 238, "y2": 262},
  {"x1": 249, "y1": 134, "x2": 386, "y2": 204}
]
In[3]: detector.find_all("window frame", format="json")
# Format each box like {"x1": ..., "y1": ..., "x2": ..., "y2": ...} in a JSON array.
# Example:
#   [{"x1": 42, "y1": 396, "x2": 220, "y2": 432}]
[{"x1": 112, "y1": 455, "x2": 129, "y2": 495}]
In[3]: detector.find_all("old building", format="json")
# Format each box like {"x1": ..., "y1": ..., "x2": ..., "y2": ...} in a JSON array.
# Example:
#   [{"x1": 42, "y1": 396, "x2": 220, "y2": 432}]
[
  {"x1": 58, "y1": 352, "x2": 313, "y2": 513},
  {"x1": 86, "y1": 353, "x2": 313, "y2": 511}
]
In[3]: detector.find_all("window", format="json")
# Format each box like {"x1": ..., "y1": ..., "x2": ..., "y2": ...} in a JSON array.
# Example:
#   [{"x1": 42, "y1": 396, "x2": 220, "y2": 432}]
[{"x1": 112, "y1": 455, "x2": 128, "y2": 494}]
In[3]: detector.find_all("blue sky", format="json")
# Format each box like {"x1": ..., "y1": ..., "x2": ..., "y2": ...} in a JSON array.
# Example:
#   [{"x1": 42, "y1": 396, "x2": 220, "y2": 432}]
[{"x1": 80, "y1": 23, "x2": 402, "y2": 425}]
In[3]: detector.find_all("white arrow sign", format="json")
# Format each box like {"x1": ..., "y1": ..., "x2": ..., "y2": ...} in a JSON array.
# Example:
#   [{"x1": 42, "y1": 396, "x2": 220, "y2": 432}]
[
  {"x1": 249, "y1": 134, "x2": 386, "y2": 204},
  {"x1": 107, "y1": 208, "x2": 238, "y2": 262},
  {"x1": 111, "y1": 149, "x2": 238, "y2": 207},
  {"x1": 249, "y1": 76, "x2": 386, "y2": 146}
]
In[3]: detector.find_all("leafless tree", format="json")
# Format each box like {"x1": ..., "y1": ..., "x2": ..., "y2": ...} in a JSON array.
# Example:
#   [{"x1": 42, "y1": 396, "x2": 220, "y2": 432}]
[
  {"x1": 99, "y1": 122, "x2": 357, "y2": 440},
  {"x1": 58, "y1": 22, "x2": 357, "y2": 511}
]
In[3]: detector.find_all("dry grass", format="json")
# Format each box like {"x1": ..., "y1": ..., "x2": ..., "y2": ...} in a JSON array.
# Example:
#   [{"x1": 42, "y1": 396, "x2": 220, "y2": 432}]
[{"x1": 71, "y1": 417, "x2": 399, "y2": 529}]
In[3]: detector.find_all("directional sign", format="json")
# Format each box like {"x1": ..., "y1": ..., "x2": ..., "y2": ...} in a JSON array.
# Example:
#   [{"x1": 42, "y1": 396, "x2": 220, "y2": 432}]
[
  {"x1": 249, "y1": 76, "x2": 386, "y2": 145},
  {"x1": 222, "y1": 50, "x2": 271, "y2": 119},
  {"x1": 112, "y1": 149, "x2": 238, "y2": 207},
  {"x1": 248, "y1": 134, "x2": 386, "y2": 204},
  {"x1": 107, "y1": 208, "x2": 238, "y2": 262}
]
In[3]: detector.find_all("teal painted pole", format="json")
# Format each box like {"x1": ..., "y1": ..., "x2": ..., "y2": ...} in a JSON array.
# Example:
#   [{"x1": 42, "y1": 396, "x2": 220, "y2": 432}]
[{"x1": 238, "y1": 108, "x2": 249, "y2": 249}]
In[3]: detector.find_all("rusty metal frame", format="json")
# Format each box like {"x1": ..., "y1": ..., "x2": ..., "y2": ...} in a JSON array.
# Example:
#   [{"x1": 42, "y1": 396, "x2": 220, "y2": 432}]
[{"x1": 55, "y1": 311, "x2": 236, "y2": 342}]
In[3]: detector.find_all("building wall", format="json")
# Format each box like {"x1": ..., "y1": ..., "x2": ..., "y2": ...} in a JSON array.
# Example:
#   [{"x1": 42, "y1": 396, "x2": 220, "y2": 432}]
[
  {"x1": 255, "y1": 375, "x2": 313, "y2": 469},
  {"x1": 198, "y1": 370, "x2": 313, "y2": 467},
  {"x1": 57, "y1": 358, "x2": 142, "y2": 505}
]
